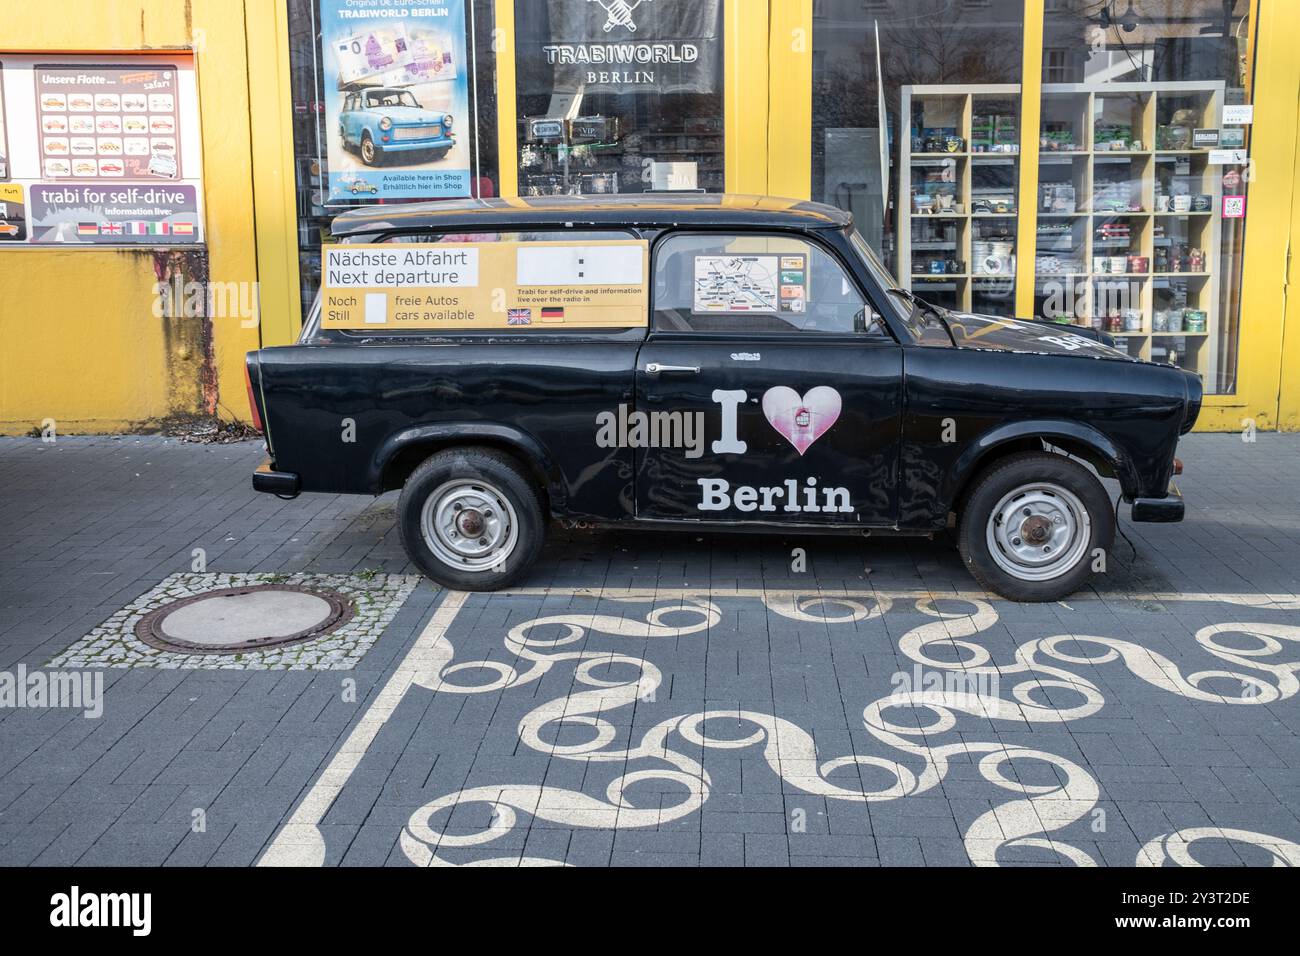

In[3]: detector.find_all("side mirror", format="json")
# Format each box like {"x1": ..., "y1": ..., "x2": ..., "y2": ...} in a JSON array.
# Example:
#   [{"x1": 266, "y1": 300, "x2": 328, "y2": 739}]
[{"x1": 855, "y1": 309, "x2": 883, "y2": 335}]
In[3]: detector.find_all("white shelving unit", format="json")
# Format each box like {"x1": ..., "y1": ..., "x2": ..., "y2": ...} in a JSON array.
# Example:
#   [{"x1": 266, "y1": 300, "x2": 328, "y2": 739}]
[
  {"x1": 1034, "y1": 81, "x2": 1226, "y2": 379},
  {"x1": 898, "y1": 84, "x2": 1022, "y2": 317}
]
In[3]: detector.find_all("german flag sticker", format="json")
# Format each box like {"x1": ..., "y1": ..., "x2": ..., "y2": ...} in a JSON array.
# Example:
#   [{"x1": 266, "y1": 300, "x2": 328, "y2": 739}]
[{"x1": 540, "y1": 307, "x2": 565, "y2": 322}]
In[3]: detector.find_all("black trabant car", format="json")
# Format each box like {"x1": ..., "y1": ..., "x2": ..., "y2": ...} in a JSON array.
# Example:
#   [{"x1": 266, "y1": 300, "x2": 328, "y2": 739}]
[{"x1": 246, "y1": 195, "x2": 1200, "y2": 601}]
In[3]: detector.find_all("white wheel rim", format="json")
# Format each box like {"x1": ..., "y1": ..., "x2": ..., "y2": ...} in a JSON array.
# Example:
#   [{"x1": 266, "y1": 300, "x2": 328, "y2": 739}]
[
  {"x1": 421, "y1": 479, "x2": 519, "y2": 574},
  {"x1": 985, "y1": 482, "x2": 1092, "y2": 582},
  {"x1": 362, "y1": 139, "x2": 375, "y2": 162}
]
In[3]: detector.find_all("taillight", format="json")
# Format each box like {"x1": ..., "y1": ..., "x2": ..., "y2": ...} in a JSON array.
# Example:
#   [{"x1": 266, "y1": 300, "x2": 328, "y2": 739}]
[
  {"x1": 1173, "y1": 457, "x2": 1183, "y2": 476},
  {"x1": 244, "y1": 358, "x2": 264, "y2": 434}
]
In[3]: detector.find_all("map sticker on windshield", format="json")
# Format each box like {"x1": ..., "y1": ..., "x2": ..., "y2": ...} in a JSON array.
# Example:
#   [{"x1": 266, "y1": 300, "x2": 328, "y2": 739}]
[
  {"x1": 693, "y1": 254, "x2": 808, "y2": 314},
  {"x1": 694, "y1": 255, "x2": 779, "y2": 313}
]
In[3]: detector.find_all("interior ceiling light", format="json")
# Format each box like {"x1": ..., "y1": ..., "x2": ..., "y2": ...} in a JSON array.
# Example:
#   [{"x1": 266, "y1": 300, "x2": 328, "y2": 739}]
[
  {"x1": 1117, "y1": 1, "x2": 1140, "y2": 33},
  {"x1": 1101, "y1": 1, "x2": 1140, "y2": 33}
]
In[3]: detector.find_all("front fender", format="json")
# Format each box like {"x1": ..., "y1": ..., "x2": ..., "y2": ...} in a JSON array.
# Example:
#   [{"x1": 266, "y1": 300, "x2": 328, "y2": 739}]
[
  {"x1": 946, "y1": 419, "x2": 1139, "y2": 507},
  {"x1": 368, "y1": 422, "x2": 564, "y2": 508}
]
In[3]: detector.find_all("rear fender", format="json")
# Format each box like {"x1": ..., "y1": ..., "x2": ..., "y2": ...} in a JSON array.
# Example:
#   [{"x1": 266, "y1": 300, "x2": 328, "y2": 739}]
[{"x1": 369, "y1": 423, "x2": 562, "y2": 509}]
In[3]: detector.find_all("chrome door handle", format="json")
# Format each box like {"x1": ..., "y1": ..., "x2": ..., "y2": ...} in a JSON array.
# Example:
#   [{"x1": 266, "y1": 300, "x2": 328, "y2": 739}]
[{"x1": 644, "y1": 363, "x2": 700, "y2": 376}]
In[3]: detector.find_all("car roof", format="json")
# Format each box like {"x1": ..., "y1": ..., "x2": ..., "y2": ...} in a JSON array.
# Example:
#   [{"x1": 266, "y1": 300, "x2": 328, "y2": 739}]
[{"x1": 330, "y1": 194, "x2": 854, "y2": 238}]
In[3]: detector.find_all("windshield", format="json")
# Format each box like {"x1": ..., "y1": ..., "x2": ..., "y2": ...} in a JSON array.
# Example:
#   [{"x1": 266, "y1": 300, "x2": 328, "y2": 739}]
[
  {"x1": 847, "y1": 228, "x2": 927, "y2": 342},
  {"x1": 367, "y1": 91, "x2": 419, "y2": 109}
]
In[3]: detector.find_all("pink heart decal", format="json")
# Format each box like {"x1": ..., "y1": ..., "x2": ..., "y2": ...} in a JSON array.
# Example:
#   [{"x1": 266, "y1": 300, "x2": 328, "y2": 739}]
[{"x1": 761, "y1": 386, "x2": 842, "y2": 455}]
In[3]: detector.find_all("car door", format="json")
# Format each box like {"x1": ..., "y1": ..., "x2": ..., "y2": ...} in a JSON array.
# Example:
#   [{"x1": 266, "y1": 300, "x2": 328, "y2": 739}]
[{"x1": 633, "y1": 230, "x2": 903, "y2": 527}]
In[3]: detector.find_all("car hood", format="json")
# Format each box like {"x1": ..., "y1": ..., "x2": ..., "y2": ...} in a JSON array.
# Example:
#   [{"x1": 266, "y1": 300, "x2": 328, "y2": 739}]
[
  {"x1": 380, "y1": 106, "x2": 445, "y2": 124},
  {"x1": 941, "y1": 311, "x2": 1138, "y2": 361}
]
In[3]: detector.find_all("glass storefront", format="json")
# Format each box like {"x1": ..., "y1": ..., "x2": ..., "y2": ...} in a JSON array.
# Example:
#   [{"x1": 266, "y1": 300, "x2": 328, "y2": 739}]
[
  {"x1": 276, "y1": 0, "x2": 1271, "y2": 412},
  {"x1": 810, "y1": 0, "x2": 1255, "y2": 395},
  {"x1": 1035, "y1": 0, "x2": 1254, "y2": 395},
  {"x1": 812, "y1": 0, "x2": 1026, "y2": 317}
]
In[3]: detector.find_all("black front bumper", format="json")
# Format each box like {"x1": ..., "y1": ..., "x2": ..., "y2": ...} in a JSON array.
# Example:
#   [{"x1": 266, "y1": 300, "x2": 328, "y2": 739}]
[
  {"x1": 252, "y1": 458, "x2": 300, "y2": 498},
  {"x1": 1130, "y1": 482, "x2": 1184, "y2": 522}
]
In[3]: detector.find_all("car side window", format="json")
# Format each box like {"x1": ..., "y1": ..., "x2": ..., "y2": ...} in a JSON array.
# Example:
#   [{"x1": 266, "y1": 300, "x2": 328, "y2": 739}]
[{"x1": 653, "y1": 233, "x2": 884, "y2": 335}]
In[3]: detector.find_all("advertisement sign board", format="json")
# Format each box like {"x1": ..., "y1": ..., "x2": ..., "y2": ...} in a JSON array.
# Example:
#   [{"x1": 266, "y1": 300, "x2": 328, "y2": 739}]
[
  {"x1": 523, "y1": 0, "x2": 722, "y2": 96},
  {"x1": 0, "y1": 53, "x2": 203, "y2": 247},
  {"x1": 320, "y1": 240, "x2": 649, "y2": 330},
  {"x1": 320, "y1": 0, "x2": 472, "y2": 203},
  {"x1": 28, "y1": 183, "x2": 199, "y2": 244},
  {"x1": 0, "y1": 184, "x2": 25, "y2": 241},
  {"x1": 34, "y1": 64, "x2": 183, "y2": 182}
]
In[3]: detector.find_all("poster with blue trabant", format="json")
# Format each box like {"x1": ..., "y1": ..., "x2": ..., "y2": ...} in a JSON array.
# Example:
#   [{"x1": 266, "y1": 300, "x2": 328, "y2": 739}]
[{"x1": 321, "y1": 0, "x2": 472, "y2": 203}]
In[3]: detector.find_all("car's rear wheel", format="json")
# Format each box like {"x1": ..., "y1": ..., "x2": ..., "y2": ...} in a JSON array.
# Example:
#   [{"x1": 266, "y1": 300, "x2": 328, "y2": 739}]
[
  {"x1": 397, "y1": 447, "x2": 546, "y2": 591},
  {"x1": 957, "y1": 451, "x2": 1114, "y2": 602},
  {"x1": 360, "y1": 133, "x2": 380, "y2": 165}
]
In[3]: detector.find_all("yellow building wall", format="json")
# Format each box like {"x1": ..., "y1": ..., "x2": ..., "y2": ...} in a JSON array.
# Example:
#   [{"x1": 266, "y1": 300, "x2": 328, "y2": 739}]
[
  {"x1": 1277, "y1": 32, "x2": 1300, "y2": 432},
  {"x1": 0, "y1": 0, "x2": 263, "y2": 434},
  {"x1": 1194, "y1": 0, "x2": 1295, "y2": 432}
]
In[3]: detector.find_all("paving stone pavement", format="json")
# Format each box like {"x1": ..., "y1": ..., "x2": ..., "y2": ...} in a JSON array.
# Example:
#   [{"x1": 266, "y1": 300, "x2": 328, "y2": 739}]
[{"x1": 0, "y1": 433, "x2": 1298, "y2": 867}]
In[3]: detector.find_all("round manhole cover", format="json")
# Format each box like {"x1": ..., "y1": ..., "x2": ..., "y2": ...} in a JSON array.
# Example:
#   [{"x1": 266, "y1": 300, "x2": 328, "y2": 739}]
[{"x1": 135, "y1": 584, "x2": 353, "y2": 655}]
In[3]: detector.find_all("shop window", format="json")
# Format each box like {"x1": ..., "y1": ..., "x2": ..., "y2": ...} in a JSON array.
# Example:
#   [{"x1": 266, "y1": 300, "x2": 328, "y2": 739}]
[
  {"x1": 514, "y1": 0, "x2": 724, "y2": 197},
  {"x1": 811, "y1": 0, "x2": 1025, "y2": 315},
  {"x1": 285, "y1": 0, "x2": 500, "y2": 323},
  {"x1": 812, "y1": 0, "x2": 1257, "y2": 398},
  {"x1": 1035, "y1": 0, "x2": 1256, "y2": 396}
]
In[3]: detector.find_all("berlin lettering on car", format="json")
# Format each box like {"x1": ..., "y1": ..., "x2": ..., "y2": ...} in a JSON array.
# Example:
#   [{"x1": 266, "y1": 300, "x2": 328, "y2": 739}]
[
  {"x1": 246, "y1": 195, "x2": 1201, "y2": 602},
  {"x1": 697, "y1": 478, "x2": 855, "y2": 515}
]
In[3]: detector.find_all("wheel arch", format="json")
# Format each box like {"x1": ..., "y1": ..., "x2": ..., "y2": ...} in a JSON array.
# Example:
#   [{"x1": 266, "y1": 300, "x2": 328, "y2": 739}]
[
  {"x1": 369, "y1": 423, "x2": 560, "y2": 514},
  {"x1": 947, "y1": 420, "x2": 1135, "y2": 517}
]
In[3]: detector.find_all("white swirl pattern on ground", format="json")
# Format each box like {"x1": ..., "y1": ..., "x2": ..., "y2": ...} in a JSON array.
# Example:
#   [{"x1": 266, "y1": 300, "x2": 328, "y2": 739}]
[{"x1": 398, "y1": 595, "x2": 1300, "y2": 867}]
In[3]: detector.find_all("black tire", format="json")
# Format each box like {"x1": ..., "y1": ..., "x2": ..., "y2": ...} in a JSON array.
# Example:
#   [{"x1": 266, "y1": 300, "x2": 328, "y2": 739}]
[
  {"x1": 360, "y1": 133, "x2": 381, "y2": 166},
  {"x1": 957, "y1": 451, "x2": 1114, "y2": 602},
  {"x1": 397, "y1": 447, "x2": 546, "y2": 592}
]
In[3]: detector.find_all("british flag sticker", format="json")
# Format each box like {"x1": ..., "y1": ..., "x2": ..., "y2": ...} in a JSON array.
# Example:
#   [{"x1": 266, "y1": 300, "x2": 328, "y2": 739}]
[{"x1": 507, "y1": 309, "x2": 532, "y2": 326}]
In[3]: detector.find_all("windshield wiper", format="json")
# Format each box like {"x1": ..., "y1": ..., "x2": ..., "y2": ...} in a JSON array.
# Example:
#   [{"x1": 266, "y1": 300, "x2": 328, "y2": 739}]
[{"x1": 887, "y1": 288, "x2": 956, "y2": 345}]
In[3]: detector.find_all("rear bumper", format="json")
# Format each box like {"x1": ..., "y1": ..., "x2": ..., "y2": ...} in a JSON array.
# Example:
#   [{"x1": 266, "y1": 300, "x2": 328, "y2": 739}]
[
  {"x1": 252, "y1": 458, "x2": 300, "y2": 498},
  {"x1": 1130, "y1": 482, "x2": 1184, "y2": 522}
]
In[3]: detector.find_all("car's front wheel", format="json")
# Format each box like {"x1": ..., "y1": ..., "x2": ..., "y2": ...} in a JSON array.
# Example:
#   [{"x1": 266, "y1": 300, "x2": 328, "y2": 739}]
[
  {"x1": 360, "y1": 133, "x2": 380, "y2": 165},
  {"x1": 397, "y1": 447, "x2": 546, "y2": 591},
  {"x1": 958, "y1": 451, "x2": 1114, "y2": 602}
]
